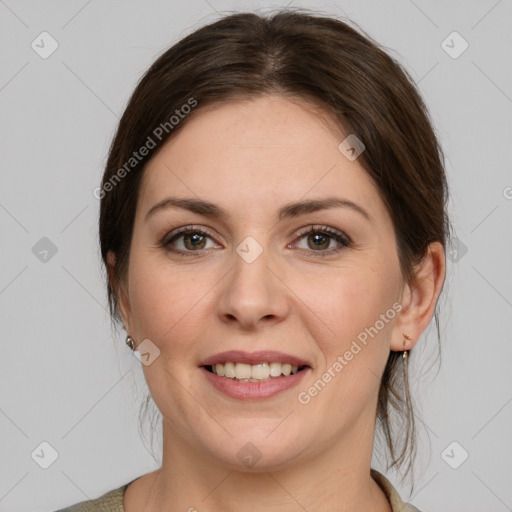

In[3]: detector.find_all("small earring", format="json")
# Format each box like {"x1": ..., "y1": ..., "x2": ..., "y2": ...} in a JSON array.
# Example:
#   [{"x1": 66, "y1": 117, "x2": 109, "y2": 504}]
[
  {"x1": 402, "y1": 333, "x2": 412, "y2": 361},
  {"x1": 125, "y1": 335, "x2": 135, "y2": 351}
]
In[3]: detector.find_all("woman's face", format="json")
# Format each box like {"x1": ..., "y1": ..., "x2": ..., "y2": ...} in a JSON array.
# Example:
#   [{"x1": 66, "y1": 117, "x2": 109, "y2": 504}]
[{"x1": 116, "y1": 94, "x2": 406, "y2": 470}]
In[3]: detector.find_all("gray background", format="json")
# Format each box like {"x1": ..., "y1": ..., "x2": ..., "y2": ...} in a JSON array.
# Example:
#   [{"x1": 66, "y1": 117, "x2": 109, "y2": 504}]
[{"x1": 1, "y1": 1, "x2": 511, "y2": 511}]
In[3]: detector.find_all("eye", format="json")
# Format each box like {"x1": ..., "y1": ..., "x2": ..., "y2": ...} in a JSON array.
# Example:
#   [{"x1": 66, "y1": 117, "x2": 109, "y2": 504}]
[
  {"x1": 163, "y1": 226, "x2": 219, "y2": 255},
  {"x1": 292, "y1": 225, "x2": 351, "y2": 256},
  {"x1": 162, "y1": 224, "x2": 351, "y2": 257}
]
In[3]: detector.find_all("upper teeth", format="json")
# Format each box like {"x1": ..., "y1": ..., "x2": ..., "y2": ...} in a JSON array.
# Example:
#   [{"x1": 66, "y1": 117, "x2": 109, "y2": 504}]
[{"x1": 211, "y1": 362, "x2": 300, "y2": 381}]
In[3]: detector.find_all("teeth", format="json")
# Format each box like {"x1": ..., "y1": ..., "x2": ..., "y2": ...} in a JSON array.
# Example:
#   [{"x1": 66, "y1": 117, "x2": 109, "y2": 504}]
[
  {"x1": 210, "y1": 362, "x2": 301, "y2": 381},
  {"x1": 235, "y1": 363, "x2": 252, "y2": 380},
  {"x1": 281, "y1": 363, "x2": 292, "y2": 376},
  {"x1": 251, "y1": 363, "x2": 269, "y2": 380},
  {"x1": 224, "y1": 362, "x2": 236, "y2": 378},
  {"x1": 269, "y1": 362, "x2": 282, "y2": 377}
]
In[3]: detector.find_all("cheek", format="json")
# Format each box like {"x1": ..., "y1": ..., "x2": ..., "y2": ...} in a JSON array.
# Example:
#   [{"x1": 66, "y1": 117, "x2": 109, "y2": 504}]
[
  {"x1": 295, "y1": 264, "x2": 396, "y2": 351},
  {"x1": 127, "y1": 250, "x2": 224, "y2": 354},
  {"x1": 291, "y1": 267, "x2": 398, "y2": 435}
]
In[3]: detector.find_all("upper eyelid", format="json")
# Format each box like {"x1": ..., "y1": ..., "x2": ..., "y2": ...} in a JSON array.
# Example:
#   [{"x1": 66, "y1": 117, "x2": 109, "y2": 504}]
[
  {"x1": 166, "y1": 224, "x2": 346, "y2": 237},
  {"x1": 295, "y1": 224, "x2": 349, "y2": 239},
  {"x1": 165, "y1": 224, "x2": 350, "y2": 247}
]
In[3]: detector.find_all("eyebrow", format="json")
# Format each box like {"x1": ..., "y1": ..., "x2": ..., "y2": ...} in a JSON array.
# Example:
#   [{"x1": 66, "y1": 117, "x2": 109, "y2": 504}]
[{"x1": 145, "y1": 196, "x2": 371, "y2": 223}]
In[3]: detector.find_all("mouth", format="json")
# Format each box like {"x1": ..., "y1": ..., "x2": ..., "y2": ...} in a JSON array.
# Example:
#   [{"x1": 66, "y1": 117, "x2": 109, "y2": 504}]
[
  {"x1": 200, "y1": 363, "x2": 311, "y2": 401},
  {"x1": 199, "y1": 350, "x2": 312, "y2": 399},
  {"x1": 202, "y1": 362, "x2": 309, "y2": 382}
]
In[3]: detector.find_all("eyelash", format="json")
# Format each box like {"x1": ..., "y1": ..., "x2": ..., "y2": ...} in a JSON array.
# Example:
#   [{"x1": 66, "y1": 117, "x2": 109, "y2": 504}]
[{"x1": 162, "y1": 224, "x2": 351, "y2": 258}]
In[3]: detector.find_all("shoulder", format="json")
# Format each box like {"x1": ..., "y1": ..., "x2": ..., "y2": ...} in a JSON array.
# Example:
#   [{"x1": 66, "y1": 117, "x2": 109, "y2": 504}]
[
  {"x1": 371, "y1": 469, "x2": 422, "y2": 512},
  {"x1": 53, "y1": 482, "x2": 130, "y2": 512}
]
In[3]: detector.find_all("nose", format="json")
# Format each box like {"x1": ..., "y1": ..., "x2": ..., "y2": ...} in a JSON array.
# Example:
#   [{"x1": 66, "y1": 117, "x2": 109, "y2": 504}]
[{"x1": 216, "y1": 244, "x2": 290, "y2": 330}]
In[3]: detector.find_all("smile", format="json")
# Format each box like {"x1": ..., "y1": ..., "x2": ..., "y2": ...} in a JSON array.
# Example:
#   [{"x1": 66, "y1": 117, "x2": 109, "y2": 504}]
[
  {"x1": 205, "y1": 361, "x2": 306, "y2": 382},
  {"x1": 201, "y1": 364, "x2": 310, "y2": 400}
]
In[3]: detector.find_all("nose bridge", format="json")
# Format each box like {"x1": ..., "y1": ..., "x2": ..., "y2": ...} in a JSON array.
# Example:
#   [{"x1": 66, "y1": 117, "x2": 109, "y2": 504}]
[{"x1": 217, "y1": 233, "x2": 288, "y2": 327}]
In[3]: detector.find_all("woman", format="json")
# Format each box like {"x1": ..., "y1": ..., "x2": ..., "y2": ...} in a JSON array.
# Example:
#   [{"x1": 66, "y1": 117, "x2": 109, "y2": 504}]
[{"x1": 56, "y1": 9, "x2": 448, "y2": 512}]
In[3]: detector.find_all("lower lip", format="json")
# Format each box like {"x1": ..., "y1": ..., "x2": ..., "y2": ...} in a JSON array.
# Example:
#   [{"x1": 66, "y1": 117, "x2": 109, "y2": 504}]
[{"x1": 200, "y1": 366, "x2": 310, "y2": 400}]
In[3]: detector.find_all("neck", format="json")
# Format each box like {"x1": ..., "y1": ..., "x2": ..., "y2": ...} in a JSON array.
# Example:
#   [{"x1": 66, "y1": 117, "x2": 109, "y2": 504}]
[{"x1": 129, "y1": 418, "x2": 392, "y2": 512}]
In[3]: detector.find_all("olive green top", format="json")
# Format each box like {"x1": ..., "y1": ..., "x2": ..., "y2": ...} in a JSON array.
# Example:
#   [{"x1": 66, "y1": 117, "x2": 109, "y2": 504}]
[{"x1": 54, "y1": 469, "x2": 421, "y2": 511}]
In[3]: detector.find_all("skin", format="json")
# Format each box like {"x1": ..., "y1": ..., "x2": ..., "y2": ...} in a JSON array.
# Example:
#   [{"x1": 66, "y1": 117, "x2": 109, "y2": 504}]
[{"x1": 108, "y1": 94, "x2": 446, "y2": 512}]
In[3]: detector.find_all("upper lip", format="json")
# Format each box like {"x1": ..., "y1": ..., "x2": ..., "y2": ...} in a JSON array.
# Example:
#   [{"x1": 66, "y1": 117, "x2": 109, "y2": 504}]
[{"x1": 199, "y1": 350, "x2": 311, "y2": 368}]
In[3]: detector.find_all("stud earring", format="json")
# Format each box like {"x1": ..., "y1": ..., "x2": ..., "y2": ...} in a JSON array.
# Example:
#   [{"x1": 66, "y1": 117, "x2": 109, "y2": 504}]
[{"x1": 125, "y1": 335, "x2": 135, "y2": 351}]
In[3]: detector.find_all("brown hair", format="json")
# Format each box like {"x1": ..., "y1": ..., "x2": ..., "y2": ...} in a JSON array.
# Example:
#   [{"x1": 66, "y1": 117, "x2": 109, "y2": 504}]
[{"x1": 99, "y1": 9, "x2": 450, "y2": 483}]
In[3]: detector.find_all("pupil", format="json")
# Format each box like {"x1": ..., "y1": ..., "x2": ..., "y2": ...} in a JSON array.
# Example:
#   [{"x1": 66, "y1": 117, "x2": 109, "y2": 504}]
[
  {"x1": 185, "y1": 233, "x2": 205, "y2": 250},
  {"x1": 309, "y1": 233, "x2": 328, "y2": 250}
]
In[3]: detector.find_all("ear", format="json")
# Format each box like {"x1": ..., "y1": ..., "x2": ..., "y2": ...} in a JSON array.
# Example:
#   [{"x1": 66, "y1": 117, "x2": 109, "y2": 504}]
[
  {"x1": 106, "y1": 250, "x2": 134, "y2": 335},
  {"x1": 390, "y1": 241, "x2": 446, "y2": 352}
]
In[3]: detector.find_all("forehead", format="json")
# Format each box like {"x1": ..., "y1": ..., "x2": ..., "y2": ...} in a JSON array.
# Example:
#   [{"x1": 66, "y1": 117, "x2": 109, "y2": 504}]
[{"x1": 137, "y1": 95, "x2": 383, "y2": 222}]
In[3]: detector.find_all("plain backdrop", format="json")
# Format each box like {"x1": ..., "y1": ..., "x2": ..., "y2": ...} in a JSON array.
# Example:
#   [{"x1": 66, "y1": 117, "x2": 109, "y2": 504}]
[{"x1": 1, "y1": 1, "x2": 511, "y2": 511}]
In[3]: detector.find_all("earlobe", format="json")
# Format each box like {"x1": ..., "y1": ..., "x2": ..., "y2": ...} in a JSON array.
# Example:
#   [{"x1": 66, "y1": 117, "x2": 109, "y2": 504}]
[{"x1": 390, "y1": 242, "x2": 446, "y2": 351}]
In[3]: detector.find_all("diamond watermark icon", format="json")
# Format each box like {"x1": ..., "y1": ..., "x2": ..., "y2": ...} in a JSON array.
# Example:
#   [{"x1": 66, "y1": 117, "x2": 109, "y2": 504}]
[
  {"x1": 441, "y1": 441, "x2": 469, "y2": 469},
  {"x1": 441, "y1": 31, "x2": 468, "y2": 59},
  {"x1": 134, "y1": 338, "x2": 161, "y2": 366},
  {"x1": 31, "y1": 441, "x2": 59, "y2": 469},
  {"x1": 338, "y1": 134, "x2": 365, "y2": 161},
  {"x1": 236, "y1": 442, "x2": 263, "y2": 468},
  {"x1": 31, "y1": 31, "x2": 59, "y2": 59},
  {"x1": 236, "y1": 236, "x2": 263, "y2": 264},
  {"x1": 32, "y1": 237, "x2": 58, "y2": 263},
  {"x1": 447, "y1": 237, "x2": 468, "y2": 263}
]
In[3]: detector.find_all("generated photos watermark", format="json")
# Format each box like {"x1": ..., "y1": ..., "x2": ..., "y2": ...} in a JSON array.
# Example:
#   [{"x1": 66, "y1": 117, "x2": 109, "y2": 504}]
[
  {"x1": 93, "y1": 97, "x2": 198, "y2": 200},
  {"x1": 297, "y1": 301, "x2": 402, "y2": 405}
]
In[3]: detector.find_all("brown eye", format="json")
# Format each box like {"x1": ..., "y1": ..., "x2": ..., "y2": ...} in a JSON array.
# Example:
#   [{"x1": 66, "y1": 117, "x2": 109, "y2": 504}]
[
  {"x1": 294, "y1": 226, "x2": 350, "y2": 255},
  {"x1": 164, "y1": 227, "x2": 218, "y2": 255},
  {"x1": 182, "y1": 232, "x2": 207, "y2": 250},
  {"x1": 306, "y1": 232, "x2": 331, "y2": 250}
]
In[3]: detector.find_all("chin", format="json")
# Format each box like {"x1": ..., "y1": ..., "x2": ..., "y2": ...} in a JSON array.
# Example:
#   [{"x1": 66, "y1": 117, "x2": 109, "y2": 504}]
[{"x1": 200, "y1": 426, "x2": 308, "y2": 472}]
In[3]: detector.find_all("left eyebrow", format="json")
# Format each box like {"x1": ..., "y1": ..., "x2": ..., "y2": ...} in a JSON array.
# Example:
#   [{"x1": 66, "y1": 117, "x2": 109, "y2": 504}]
[
  {"x1": 144, "y1": 196, "x2": 371, "y2": 223},
  {"x1": 278, "y1": 197, "x2": 371, "y2": 222}
]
